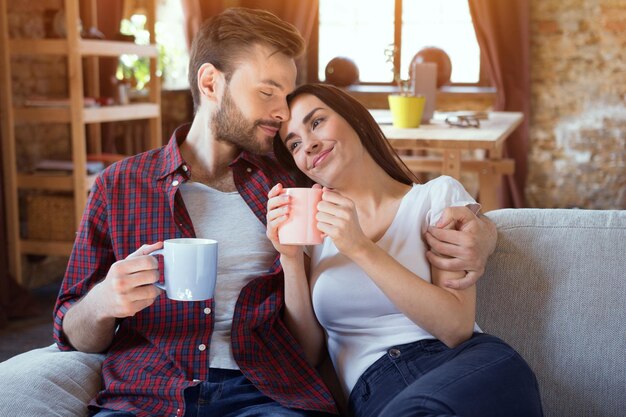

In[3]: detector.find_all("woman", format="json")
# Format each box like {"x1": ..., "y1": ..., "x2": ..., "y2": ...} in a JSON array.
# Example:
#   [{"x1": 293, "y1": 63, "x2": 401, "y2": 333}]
[{"x1": 266, "y1": 84, "x2": 543, "y2": 417}]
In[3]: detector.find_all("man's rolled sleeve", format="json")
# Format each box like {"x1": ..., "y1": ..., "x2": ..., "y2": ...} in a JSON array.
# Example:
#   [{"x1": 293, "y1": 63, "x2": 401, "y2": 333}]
[{"x1": 53, "y1": 174, "x2": 115, "y2": 351}]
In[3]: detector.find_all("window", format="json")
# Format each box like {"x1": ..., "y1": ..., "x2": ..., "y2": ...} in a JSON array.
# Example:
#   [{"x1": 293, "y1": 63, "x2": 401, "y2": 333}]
[
  {"x1": 315, "y1": 0, "x2": 485, "y2": 85},
  {"x1": 155, "y1": 0, "x2": 189, "y2": 90},
  {"x1": 117, "y1": 0, "x2": 189, "y2": 91}
]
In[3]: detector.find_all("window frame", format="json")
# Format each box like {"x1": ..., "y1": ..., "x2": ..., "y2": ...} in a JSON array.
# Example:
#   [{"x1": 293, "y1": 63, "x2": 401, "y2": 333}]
[{"x1": 306, "y1": 0, "x2": 491, "y2": 87}]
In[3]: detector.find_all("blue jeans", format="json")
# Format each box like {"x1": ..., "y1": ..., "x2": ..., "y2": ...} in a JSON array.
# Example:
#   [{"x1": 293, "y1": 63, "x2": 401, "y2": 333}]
[
  {"x1": 348, "y1": 333, "x2": 543, "y2": 417},
  {"x1": 93, "y1": 368, "x2": 334, "y2": 417},
  {"x1": 183, "y1": 369, "x2": 334, "y2": 416}
]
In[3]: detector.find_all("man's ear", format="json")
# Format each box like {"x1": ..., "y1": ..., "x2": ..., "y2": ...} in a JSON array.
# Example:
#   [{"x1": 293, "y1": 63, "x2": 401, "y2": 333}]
[{"x1": 197, "y1": 63, "x2": 224, "y2": 103}]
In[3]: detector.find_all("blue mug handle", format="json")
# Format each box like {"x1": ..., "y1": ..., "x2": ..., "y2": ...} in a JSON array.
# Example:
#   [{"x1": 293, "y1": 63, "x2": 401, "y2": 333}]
[{"x1": 150, "y1": 249, "x2": 165, "y2": 291}]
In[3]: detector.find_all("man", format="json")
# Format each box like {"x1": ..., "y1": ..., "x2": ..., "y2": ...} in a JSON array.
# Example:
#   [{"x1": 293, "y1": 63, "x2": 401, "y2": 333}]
[{"x1": 54, "y1": 7, "x2": 496, "y2": 417}]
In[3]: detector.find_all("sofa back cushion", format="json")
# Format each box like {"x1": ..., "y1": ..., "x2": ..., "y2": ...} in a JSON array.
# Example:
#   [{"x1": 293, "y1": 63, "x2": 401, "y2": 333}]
[{"x1": 479, "y1": 209, "x2": 626, "y2": 417}]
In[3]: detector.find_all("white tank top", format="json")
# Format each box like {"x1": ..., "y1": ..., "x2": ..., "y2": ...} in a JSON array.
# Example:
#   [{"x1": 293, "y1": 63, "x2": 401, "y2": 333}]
[
  {"x1": 180, "y1": 181, "x2": 276, "y2": 370},
  {"x1": 309, "y1": 176, "x2": 481, "y2": 396}
]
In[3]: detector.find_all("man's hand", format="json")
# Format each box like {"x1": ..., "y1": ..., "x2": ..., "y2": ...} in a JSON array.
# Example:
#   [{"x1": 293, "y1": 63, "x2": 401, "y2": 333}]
[
  {"x1": 424, "y1": 206, "x2": 497, "y2": 290},
  {"x1": 63, "y1": 242, "x2": 164, "y2": 352},
  {"x1": 95, "y1": 242, "x2": 164, "y2": 319}
]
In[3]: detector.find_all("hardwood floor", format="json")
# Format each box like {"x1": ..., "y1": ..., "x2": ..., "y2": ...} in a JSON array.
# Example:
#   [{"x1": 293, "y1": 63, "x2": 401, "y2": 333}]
[{"x1": 0, "y1": 282, "x2": 58, "y2": 362}]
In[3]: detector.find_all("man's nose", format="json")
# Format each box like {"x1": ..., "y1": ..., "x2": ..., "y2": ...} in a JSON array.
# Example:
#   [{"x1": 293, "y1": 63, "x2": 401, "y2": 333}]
[{"x1": 272, "y1": 100, "x2": 290, "y2": 121}]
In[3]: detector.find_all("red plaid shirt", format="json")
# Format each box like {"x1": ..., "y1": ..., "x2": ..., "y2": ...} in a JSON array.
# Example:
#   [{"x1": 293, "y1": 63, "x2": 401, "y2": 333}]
[{"x1": 53, "y1": 125, "x2": 337, "y2": 417}]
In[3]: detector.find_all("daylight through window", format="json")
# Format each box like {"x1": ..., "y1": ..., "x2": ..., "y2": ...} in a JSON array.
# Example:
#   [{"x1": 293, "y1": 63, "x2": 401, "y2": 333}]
[{"x1": 318, "y1": 0, "x2": 481, "y2": 84}]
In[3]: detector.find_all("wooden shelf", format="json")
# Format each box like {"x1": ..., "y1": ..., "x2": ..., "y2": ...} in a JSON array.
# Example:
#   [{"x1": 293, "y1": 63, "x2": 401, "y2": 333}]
[
  {"x1": 20, "y1": 239, "x2": 74, "y2": 256},
  {"x1": 9, "y1": 39, "x2": 157, "y2": 57},
  {"x1": 83, "y1": 103, "x2": 160, "y2": 123},
  {"x1": 14, "y1": 103, "x2": 160, "y2": 124},
  {"x1": 18, "y1": 174, "x2": 72, "y2": 191},
  {"x1": 9, "y1": 39, "x2": 67, "y2": 55},
  {"x1": 14, "y1": 107, "x2": 71, "y2": 123},
  {"x1": 79, "y1": 39, "x2": 158, "y2": 57},
  {"x1": 1, "y1": 0, "x2": 160, "y2": 285},
  {"x1": 18, "y1": 173, "x2": 96, "y2": 192}
]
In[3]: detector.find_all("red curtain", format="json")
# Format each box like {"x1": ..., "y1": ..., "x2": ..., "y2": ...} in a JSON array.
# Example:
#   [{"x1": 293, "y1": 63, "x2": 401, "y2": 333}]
[
  {"x1": 469, "y1": 0, "x2": 530, "y2": 208},
  {"x1": 181, "y1": 0, "x2": 317, "y2": 45},
  {"x1": 180, "y1": 0, "x2": 225, "y2": 50},
  {"x1": 239, "y1": 0, "x2": 318, "y2": 46},
  {"x1": 180, "y1": 0, "x2": 318, "y2": 83}
]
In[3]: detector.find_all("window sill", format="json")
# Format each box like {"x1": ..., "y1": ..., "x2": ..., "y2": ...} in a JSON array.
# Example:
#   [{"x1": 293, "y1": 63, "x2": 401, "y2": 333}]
[{"x1": 343, "y1": 84, "x2": 497, "y2": 109}]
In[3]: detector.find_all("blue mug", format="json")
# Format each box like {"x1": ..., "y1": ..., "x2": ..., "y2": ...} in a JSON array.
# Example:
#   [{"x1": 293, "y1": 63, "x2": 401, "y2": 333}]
[{"x1": 151, "y1": 238, "x2": 218, "y2": 301}]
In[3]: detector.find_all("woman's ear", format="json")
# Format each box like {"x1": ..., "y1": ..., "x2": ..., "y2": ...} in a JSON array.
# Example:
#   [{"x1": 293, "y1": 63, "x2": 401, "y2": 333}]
[{"x1": 197, "y1": 63, "x2": 223, "y2": 104}]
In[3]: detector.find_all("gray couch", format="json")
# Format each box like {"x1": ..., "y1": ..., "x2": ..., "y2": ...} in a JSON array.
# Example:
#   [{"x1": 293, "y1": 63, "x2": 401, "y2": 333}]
[
  {"x1": 0, "y1": 209, "x2": 624, "y2": 416},
  {"x1": 477, "y1": 209, "x2": 625, "y2": 417}
]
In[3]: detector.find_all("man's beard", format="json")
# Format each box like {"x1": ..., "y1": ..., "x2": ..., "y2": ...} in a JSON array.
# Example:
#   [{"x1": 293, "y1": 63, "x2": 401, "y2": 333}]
[{"x1": 212, "y1": 88, "x2": 278, "y2": 154}]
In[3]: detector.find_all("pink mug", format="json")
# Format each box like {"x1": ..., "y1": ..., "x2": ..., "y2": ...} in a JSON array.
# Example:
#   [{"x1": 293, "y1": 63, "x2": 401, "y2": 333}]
[{"x1": 278, "y1": 188, "x2": 324, "y2": 245}]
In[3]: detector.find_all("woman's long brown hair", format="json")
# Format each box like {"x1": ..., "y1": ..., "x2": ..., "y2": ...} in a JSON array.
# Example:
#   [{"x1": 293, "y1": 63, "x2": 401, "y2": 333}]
[{"x1": 273, "y1": 83, "x2": 419, "y2": 187}]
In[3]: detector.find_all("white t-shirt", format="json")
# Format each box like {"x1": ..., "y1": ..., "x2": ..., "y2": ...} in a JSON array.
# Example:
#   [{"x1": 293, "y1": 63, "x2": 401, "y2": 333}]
[
  {"x1": 309, "y1": 176, "x2": 481, "y2": 396},
  {"x1": 180, "y1": 181, "x2": 276, "y2": 370}
]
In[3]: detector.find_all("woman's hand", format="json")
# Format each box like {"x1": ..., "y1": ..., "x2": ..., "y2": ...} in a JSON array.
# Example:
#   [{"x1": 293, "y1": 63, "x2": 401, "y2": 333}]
[
  {"x1": 316, "y1": 188, "x2": 370, "y2": 258},
  {"x1": 266, "y1": 183, "x2": 303, "y2": 259}
]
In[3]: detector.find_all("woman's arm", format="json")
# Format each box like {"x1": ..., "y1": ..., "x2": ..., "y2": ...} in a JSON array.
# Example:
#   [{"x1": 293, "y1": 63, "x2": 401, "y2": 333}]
[
  {"x1": 350, "y1": 241, "x2": 476, "y2": 348},
  {"x1": 266, "y1": 183, "x2": 326, "y2": 366},
  {"x1": 281, "y1": 253, "x2": 326, "y2": 366},
  {"x1": 317, "y1": 190, "x2": 476, "y2": 348}
]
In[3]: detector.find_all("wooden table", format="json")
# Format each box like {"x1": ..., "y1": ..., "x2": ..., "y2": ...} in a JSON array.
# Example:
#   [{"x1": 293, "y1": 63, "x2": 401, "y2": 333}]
[{"x1": 372, "y1": 111, "x2": 523, "y2": 212}]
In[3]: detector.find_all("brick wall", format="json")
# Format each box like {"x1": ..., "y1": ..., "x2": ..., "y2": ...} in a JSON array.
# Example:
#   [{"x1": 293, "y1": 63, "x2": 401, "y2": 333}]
[{"x1": 528, "y1": 0, "x2": 626, "y2": 208}]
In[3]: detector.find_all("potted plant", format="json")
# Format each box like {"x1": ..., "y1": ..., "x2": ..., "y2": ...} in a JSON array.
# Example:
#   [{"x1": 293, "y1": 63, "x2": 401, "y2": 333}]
[{"x1": 384, "y1": 44, "x2": 425, "y2": 128}]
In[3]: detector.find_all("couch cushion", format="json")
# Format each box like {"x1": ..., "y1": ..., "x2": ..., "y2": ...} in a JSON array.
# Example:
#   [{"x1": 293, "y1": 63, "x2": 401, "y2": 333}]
[
  {"x1": 0, "y1": 344, "x2": 104, "y2": 417},
  {"x1": 479, "y1": 209, "x2": 626, "y2": 417}
]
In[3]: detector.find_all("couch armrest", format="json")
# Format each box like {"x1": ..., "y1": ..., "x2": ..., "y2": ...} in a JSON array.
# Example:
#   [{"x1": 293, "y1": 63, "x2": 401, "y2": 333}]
[{"x1": 0, "y1": 344, "x2": 104, "y2": 417}]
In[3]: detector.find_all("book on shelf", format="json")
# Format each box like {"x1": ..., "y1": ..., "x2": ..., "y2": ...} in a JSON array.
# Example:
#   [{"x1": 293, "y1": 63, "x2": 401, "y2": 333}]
[{"x1": 34, "y1": 159, "x2": 105, "y2": 175}]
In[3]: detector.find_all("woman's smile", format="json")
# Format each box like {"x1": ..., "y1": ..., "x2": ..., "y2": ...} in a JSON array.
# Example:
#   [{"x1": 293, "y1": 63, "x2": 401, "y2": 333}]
[{"x1": 310, "y1": 147, "x2": 334, "y2": 169}]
